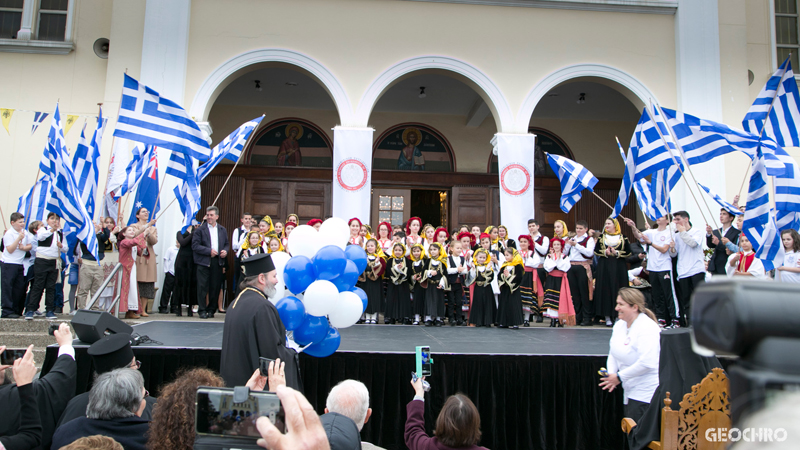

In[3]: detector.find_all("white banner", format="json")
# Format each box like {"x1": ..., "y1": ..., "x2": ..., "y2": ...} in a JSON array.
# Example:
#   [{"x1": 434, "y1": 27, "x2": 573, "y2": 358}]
[
  {"x1": 494, "y1": 133, "x2": 537, "y2": 241},
  {"x1": 332, "y1": 127, "x2": 374, "y2": 222}
]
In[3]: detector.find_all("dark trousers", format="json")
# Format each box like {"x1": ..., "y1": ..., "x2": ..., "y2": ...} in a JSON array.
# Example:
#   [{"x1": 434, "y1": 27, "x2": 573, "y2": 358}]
[
  {"x1": 678, "y1": 272, "x2": 704, "y2": 326},
  {"x1": 567, "y1": 265, "x2": 593, "y2": 323},
  {"x1": 160, "y1": 272, "x2": 177, "y2": 312},
  {"x1": 1, "y1": 263, "x2": 26, "y2": 316},
  {"x1": 26, "y1": 258, "x2": 58, "y2": 313},
  {"x1": 446, "y1": 284, "x2": 463, "y2": 320},
  {"x1": 649, "y1": 270, "x2": 676, "y2": 322},
  {"x1": 197, "y1": 258, "x2": 222, "y2": 315},
  {"x1": 624, "y1": 399, "x2": 649, "y2": 424}
]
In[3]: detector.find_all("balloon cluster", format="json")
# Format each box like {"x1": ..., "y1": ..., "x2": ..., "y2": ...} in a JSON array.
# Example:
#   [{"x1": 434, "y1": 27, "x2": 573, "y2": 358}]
[{"x1": 270, "y1": 218, "x2": 368, "y2": 358}]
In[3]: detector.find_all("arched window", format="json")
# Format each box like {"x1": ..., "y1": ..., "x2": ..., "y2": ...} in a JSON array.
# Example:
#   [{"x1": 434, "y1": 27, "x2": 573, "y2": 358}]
[
  {"x1": 373, "y1": 123, "x2": 455, "y2": 172},
  {"x1": 244, "y1": 118, "x2": 333, "y2": 167},
  {"x1": 487, "y1": 127, "x2": 573, "y2": 176}
]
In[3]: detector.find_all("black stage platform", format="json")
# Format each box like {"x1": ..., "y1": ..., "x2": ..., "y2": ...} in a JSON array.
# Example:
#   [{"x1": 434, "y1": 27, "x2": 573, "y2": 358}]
[{"x1": 43, "y1": 322, "x2": 623, "y2": 450}]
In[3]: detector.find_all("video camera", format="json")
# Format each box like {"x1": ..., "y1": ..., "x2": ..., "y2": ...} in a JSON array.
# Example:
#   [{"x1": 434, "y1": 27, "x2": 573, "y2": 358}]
[
  {"x1": 692, "y1": 279, "x2": 800, "y2": 425},
  {"x1": 194, "y1": 386, "x2": 284, "y2": 450}
]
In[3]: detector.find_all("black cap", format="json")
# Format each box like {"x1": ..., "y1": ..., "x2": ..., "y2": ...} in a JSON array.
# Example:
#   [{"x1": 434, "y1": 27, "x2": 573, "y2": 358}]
[
  {"x1": 241, "y1": 253, "x2": 275, "y2": 277},
  {"x1": 87, "y1": 333, "x2": 134, "y2": 374},
  {"x1": 320, "y1": 412, "x2": 361, "y2": 450}
]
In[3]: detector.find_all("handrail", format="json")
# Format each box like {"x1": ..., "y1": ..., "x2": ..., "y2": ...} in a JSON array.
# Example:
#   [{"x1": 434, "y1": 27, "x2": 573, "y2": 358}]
[{"x1": 85, "y1": 263, "x2": 122, "y2": 311}]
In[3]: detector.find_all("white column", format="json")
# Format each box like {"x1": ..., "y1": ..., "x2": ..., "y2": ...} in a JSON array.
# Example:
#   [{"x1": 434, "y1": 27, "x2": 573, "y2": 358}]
[
  {"x1": 331, "y1": 126, "x2": 374, "y2": 223},
  {"x1": 139, "y1": 0, "x2": 192, "y2": 302},
  {"x1": 16, "y1": 0, "x2": 35, "y2": 40},
  {"x1": 492, "y1": 133, "x2": 537, "y2": 241},
  {"x1": 673, "y1": 0, "x2": 726, "y2": 227}
]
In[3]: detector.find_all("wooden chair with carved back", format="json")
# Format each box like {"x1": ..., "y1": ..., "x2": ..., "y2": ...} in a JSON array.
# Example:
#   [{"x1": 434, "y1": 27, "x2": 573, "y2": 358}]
[{"x1": 621, "y1": 367, "x2": 730, "y2": 450}]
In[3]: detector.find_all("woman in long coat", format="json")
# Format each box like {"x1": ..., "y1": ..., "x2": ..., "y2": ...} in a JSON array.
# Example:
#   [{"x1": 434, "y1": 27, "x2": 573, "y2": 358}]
[{"x1": 130, "y1": 208, "x2": 158, "y2": 317}]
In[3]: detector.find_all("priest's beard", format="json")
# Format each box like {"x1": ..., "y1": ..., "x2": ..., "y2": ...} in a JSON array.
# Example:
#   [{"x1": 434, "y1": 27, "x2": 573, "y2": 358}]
[{"x1": 262, "y1": 281, "x2": 277, "y2": 299}]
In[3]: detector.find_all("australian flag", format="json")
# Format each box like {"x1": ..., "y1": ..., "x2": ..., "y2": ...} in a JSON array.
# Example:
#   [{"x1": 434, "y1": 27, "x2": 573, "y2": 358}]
[{"x1": 127, "y1": 149, "x2": 161, "y2": 225}]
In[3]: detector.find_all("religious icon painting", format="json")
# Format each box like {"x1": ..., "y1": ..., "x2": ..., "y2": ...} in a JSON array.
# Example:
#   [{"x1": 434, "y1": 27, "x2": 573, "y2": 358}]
[
  {"x1": 247, "y1": 118, "x2": 332, "y2": 167},
  {"x1": 373, "y1": 123, "x2": 454, "y2": 172}
]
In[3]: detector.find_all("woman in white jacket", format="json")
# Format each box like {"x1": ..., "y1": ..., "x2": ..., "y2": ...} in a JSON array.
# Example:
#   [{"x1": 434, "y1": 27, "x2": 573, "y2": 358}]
[{"x1": 600, "y1": 288, "x2": 661, "y2": 422}]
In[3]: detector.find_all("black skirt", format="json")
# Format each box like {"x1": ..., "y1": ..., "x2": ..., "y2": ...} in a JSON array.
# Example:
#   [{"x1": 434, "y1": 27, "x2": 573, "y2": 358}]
[
  {"x1": 358, "y1": 277, "x2": 384, "y2": 314},
  {"x1": 594, "y1": 256, "x2": 629, "y2": 318},
  {"x1": 497, "y1": 286, "x2": 524, "y2": 326},
  {"x1": 385, "y1": 282, "x2": 412, "y2": 319},
  {"x1": 424, "y1": 285, "x2": 446, "y2": 318},
  {"x1": 412, "y1": 283, "x2": 426, "y2": 315},
  {"x1": 469, "y1": 285, "x2": 495, "y2": 326}
]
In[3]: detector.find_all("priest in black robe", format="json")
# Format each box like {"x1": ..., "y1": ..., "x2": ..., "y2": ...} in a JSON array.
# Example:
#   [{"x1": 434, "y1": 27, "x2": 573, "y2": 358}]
[{"x1": 221, "y1": 253, "x2": 302, "y2": 390}]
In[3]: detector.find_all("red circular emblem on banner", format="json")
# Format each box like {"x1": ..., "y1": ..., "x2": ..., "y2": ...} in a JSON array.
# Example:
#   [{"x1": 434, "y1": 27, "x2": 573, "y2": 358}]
[
  {"x1": 336, "y1": 158, "x2": 368, "y2": 191},
  {"x1": 500, "y1": 164, "x2": 531, "y2": 196}
]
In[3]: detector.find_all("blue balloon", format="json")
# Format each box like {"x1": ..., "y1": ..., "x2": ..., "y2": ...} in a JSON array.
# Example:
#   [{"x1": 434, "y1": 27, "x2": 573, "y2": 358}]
[
  {"x1": 284, "y1": 256, "x2": 316, "y2": 294},
  {"x1": 350, "y1": 286, "x2": 368, "y2": 313},
  {"x1": 313, "y1": 245, "x2": 347, "y2": 280},
  {"x1": 304, "y1": 327, "x2": 341, "y2": 358},
  {"x1": 293, "y1": 314, "x2": 328, "y2": 346},
  {"x1": 345, "y1": 245, "x2": 368, "y2": 273},
  {"x1": 275, "y1": 296, "x2": 306, "y2": 331},
  {"x1": 330, "y1": 260, "x2": 360, "y2": 292}
]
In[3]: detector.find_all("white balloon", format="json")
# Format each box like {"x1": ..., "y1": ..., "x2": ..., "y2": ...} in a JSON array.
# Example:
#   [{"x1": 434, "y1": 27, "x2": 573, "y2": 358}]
[
  {"x1": 270, "y1": 251, "x2": 292, "y2": 284},
  {"x1": 318, "y1": 217, "x2": 350, "y2": 250},
  {"x1": 302, "y1": 280, "x2": 339, "y2": 316},
  {"x1": 287, "y1": 225, "x2": 320, "y2": 258},
  {"x1": 329, "y1": 291, "x2": 363, "y2": 328}
]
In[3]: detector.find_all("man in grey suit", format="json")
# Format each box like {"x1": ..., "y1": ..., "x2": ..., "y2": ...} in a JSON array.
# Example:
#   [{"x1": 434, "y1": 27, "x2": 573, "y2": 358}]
[{"x1": 192, "y1": 206, "x2": 229, "y2": 319}]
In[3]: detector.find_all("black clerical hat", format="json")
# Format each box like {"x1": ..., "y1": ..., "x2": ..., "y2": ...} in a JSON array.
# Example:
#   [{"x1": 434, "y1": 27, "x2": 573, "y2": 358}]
[
  {"x1": 242, "y1": 253, "x2": 276, "y2": 277},
  {"x1": 87, "y1": 333, "x2": 135, "y2": 374}
]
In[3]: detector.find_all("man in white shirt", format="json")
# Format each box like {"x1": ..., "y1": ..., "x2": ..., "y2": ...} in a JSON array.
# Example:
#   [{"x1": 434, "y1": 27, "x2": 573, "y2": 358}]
[
  {"x1": 25, "y1": 212, "x2": 66, "y2": 320},
  {"x1": 565, "y1": 220, "x2": 595, "y2": 326},
  {"x1": 668, "y1": 211, "x2": 705, "y2": 326},
  {"x1": 2, "y1": 212, "x2": 33, "y2": 318},
  {"x1": 191, "y1": 206, "x2": 229, "y2": 319},
  {"x1": 626, "y1": 216, "x2": 678, "y2": 328}
]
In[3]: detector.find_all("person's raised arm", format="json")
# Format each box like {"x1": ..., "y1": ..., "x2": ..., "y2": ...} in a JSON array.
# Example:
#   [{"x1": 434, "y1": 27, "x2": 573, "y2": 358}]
[
  {"x1": 256, "y1": 385, "x2": 330, "y2": 450},
  {"x1": 0, "y1": 346, "x2": 42, "y2": 450},
  {"x1": 404, "y1": 377, "x2": 434, "y2": 450}
]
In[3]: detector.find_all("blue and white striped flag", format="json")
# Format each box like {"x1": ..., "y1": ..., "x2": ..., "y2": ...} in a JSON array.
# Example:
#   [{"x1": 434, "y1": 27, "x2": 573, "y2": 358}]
[
  {"x1": 743, "y1": 56, "x2": 800, "y2": 147},
  {"x1": 743, "y1": 146, "x2": 771, "y2": 231},
  {"x1": 773, "y1": 146, "x2": 800, "y2": 213},
  {"x1": 633, "y1": 179, "x2": 669, "y2": 222},
  {"x1": 698, "y1": 183, "x2": 742, "y2": 216},
  {"x1": 172, "y1": 152, "x2": 202, "y2": 232},
  {"x1": 31, "y1": 112, "x2": 49, "y2": 135},
  {"x1": 744, "y1": 210, "x2": 785, "y2": 272},
  {"x1": 17, "y1": 177, "x2": 51, "y2": 224},
  {"x1": 196, "y1": 116, "x2": 263, "y2": 182},
  {"x1": 39, "y1": 104, "x2": 98, "y2": 259},
  {"x1": 166, "y1": 150, "x2": 195, "y2": 181},
  {"x1": 113, "y1": 73, "x2": 211, "y2": 162},
  {"x1": 546, "y1": 153, "x2": 598, "y2": 213},
  {"x1": 628, "y1": 108, "x2": 679, "y2": 180},
  {"x1": 71, "y1": 107, "x2": 106, "y2": 219},
  {"x1": 776, "y1": 210, "x2": 800, "y2": 232},
  {"x1": 112, "y1": 144, "x2": 157, "y2": 200}
]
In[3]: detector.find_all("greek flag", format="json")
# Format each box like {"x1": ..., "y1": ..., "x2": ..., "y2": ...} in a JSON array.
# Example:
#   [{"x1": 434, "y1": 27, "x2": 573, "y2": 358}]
[
  {"x1": 166, "y1": 150, "x2": 194, "y2": 181},
  {"x1": 633, "y1": 179, "x2": 669, "y2": 221},
  {"x1": 114, "y1": 73, "x2": 211, "y2": 162},
  {"x1": 196, "y1": 116, "x2": 263, "y2": 182},
  {"x1": 698, "y1": 183, "x2": 742, "y2": 216},
  {"x1": 773, "y1": 146, "x2": 800, "y2": 212},
  {"x1": 39, "y1": 104, "x2": 98, "y2": 258},
  {"x1": 745, "y1": 210, "x2": 785, "y2": 272},
  {"x1": 546, "y1": 153, "x2": 598, "y2": 213},
  {"x1": 743, "y1": 56, "x2": 800, "y2": 147},
  {"x1": 71, "y1": 108, "x2": 106, "y2": 219},
  {"x1": 776, "y1": 210, "x2": 800, "y2": 231},
  {"x1": 743, "y1": 147, "x2": 771, "y2": 231},
  {"x1": 112, "y1": 144, "x2": 157, "y2": 200},
  {"x1": 172, "y1": 152, "x2": 201, "y2": 232},
  {"x1": 17, "y1": 177, "x2": 51, "y2": 223},
  {"x1": 31, "y1": 112, "x2": 48, "y2": 135}
]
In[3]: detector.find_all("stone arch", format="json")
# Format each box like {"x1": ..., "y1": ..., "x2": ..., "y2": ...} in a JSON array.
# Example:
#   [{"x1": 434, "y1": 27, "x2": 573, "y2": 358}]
[
  {"x1": 189, "y1": 48, "x2": 353, "y2": 125},
  {"x1": 355, "y1": 55, "x2": 515, "y2": 132},
  {"x1": 517, "y1": 63, "x2": 659, "y2": 132}
]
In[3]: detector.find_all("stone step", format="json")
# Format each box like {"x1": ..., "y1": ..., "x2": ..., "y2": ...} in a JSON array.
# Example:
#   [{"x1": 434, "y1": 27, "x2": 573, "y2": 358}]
[
  {"x1": 0, "y1": 317, "x2": 74, "y2": 333},
  {"x1": 0, "y1": 331, "x2": 60, "y2": 349}
]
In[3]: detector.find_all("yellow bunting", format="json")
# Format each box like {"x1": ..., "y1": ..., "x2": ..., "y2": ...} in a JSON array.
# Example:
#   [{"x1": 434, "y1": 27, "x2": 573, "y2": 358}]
[
  {"x1": 64, "y1": 115, "x2": 80, "y2": 135},
  {"x1": 1, "y1": 109, "x2": 13, "y2": 134}
]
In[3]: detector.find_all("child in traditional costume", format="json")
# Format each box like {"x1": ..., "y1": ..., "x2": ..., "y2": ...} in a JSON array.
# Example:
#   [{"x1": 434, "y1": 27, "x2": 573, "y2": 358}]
[
  {"x1": 434, "y1": 227, "x2": 449, "y2": 253},
  {"x1": 258, "y1": 216, "x2": 275, "y2": 238},
  {"x1": 517, "y1": 235, "x2": 537, "y2": 327},
  {"x1": 542, "y1": 237, "x2": 575, "y2": 327},
  {"x1": 497, "y1": 247, "x2": 525, "y2": 329},
  {"x1": 527, "y1": 220, "x2": 549, "y2": 323},
  {"x1": 422, "y1": 224, "x2": 436, "y2": 254},
  {"x1": 376, "y1": 221, "x2": 394, "y2": 255},
  {"x1": 726, "y1": 234, "x2": 767, "y2": 279},
  {"x1": 409, "y1": 243, "x2": 427, "y2": 325},
  {"x1": 357, "y1": 238, "x2": 386, "y2": 324},
  {"x1": 446, "y1": 240, "x2": 468, "y2": 325},
  {"x1": 422, "y1": 242, "x2": 448, "y2": 326},
  {"x1": 348, "y1": 218, "x2": 364, "y2": 247},
  {"x1": 118, "y1": 226, "x2": 147, "y2": 318},
  {"x1": 467, "y1": 249, "x2": 495, "y2": 327},
  {"x1": 594, "y1": 218, "x2": 631, "y2": 327},
  {"x1": 497, "y1": 225, "x2": 516, "y2": 249},
  {"x1": 385, "y1": 242, "x2": 412, "y2": 324},
  {"x1": 457, "y1": 231, "x2": 474, "y2": 320},
  {"x1": 267, "y1": 236, "x2": 284, "y2": 254},
  {"x1": 405, "y1": 217, "x2": 423, "y2": 250},
  {"x1": 307, "y1": 218, "x2": 323, "y2": 230}
]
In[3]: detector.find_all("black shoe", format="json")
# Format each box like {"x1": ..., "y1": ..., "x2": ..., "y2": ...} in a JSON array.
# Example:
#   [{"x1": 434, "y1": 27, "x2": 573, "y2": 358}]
[
  {"x1": 523, "y1": 320, "x2": 530, "y2": 327},
  {"x1": 580, "y1": 319, "x2": 592, "y2": 326},
  {"x1": 435, "y1": 319, "x2": 443, "y2": 327},
  {"x1": 557, "y1": 321, "x2": 564, "y2": 328},
  {"x1": 3, "y1": 313, "x2": 21, "y2": 319},
  {"x1": 199, "y1": 312, "x2": 208, "y2": 319},
  {"x1": 175, "y1": 310, "x2": 183, "y2": 317},
  {"x1": 55, "y1": 308, "x2": 63, "y2": 314},
  {"x1": 535, "y1": 315, "x2": 543, "y2": 323},
  {"x1": 549, "y1": 318, "x2": 556, "y2": 328},
  {"x1": 158, "y1": 309, "x2": 167, "y2": 314},
  {"x1": 424, "y1": 320, "x2": 433, "y2": 327},
  {"x1": 208, "y1": 313, "x2": 215, "y2": 319},
  {"x1": 511, "y1": 325, "x2": 519, "y2": 329},
  {"x1": 187, "y1": 310, "x2": 193, "y2": 317}
]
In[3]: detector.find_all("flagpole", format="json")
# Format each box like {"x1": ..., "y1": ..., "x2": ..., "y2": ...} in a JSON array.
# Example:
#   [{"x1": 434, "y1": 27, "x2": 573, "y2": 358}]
[
  {"x1": 151, "y1": 152, "x2": 167, "y2": 215},
  {"x1": 737, "y1": 53, "x2": 792, "y2": 200},
  {"x1": 25, "y1": 169, "x2": 41, "y2": 227},
  {"x1": 209, "y1": 114, "x2": 265, "y2": 207},
  {"x1": 590, "y1": 191, "x2": 629, "y2": 222},
  {"x1": 0, "y1": 203, "x2": 7, "y2": 230},
  {"x1": 613, "y1": 136, "x2": 648, "y2": 227},
  {"x1": 101, "y1": 70, "x2": 130, "y2": 223},
  {"x1": 154, "y1": 197, "x2": 179, "y2": 222},
  {"x1": 648, "y1": 101, "x2": 718, "y2": 229}
]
